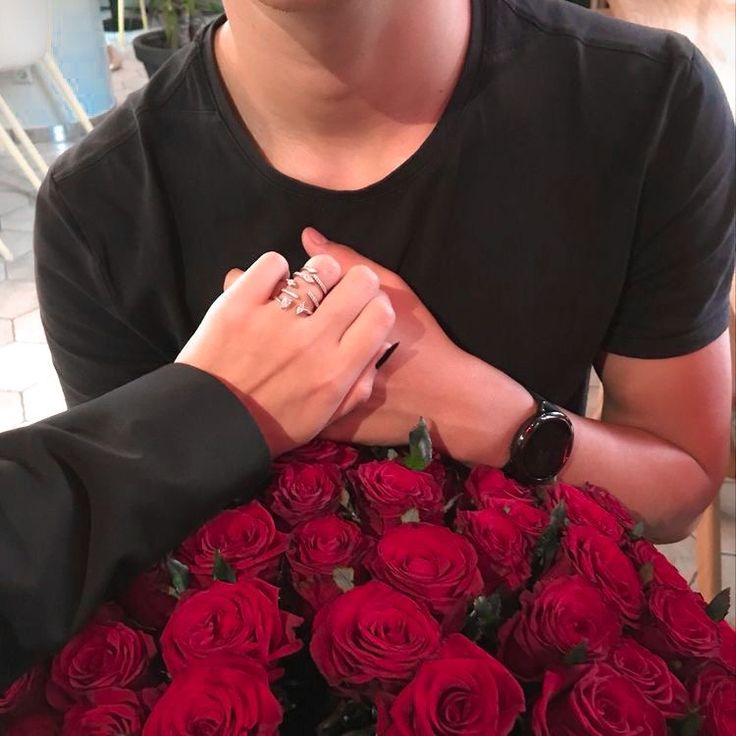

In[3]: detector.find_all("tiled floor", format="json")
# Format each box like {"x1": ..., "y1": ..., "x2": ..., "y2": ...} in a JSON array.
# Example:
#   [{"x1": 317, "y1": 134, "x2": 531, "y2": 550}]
[{"x1": 0, "y1": 38, "x2": 734, "y2": 617}]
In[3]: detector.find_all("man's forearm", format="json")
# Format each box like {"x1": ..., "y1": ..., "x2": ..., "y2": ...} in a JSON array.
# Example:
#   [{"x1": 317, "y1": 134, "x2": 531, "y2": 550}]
[{"x1": 436, "y1": 354, "x2": 717, "y2": 544}]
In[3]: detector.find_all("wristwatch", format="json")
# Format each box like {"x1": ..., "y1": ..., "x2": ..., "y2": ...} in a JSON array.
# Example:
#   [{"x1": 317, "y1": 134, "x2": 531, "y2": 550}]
[{"x1": 504, "y1": 393, "x2": 574, "y2": 485}]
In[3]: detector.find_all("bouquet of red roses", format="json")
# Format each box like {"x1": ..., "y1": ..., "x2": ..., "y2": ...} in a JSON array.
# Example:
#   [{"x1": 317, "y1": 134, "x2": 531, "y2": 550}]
[{"x1": 1, "y1": 420, "x2": 734, "y2": 735}]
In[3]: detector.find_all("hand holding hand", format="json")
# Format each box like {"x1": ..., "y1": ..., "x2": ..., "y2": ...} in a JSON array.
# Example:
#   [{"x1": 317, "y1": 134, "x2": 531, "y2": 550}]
[{"x1": 176, "y1": 251, "x2": 395, "y2": 458}]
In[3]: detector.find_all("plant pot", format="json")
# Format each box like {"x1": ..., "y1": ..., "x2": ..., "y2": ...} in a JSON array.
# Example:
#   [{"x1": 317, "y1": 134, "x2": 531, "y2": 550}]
[{"x1": 132, "y1": 30, "x2": 179, "y2": 78}]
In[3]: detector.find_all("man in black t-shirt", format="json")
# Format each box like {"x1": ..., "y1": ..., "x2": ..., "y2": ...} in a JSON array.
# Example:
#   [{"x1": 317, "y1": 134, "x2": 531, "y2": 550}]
[{"x1": 35, "y1": 0, "x2": 734, "y2": 543}]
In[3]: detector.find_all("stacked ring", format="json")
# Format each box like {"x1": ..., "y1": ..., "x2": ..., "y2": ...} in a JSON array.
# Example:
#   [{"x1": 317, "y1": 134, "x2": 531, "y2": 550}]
[{"x1": 274, "y1": 264, "x2": 328, "y2": 316}]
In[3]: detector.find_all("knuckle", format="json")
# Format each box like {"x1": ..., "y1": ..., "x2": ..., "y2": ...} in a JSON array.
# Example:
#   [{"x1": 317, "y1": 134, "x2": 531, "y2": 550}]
[{"x1": 350, "y1": 264, "x2": 380, "y2": 289}]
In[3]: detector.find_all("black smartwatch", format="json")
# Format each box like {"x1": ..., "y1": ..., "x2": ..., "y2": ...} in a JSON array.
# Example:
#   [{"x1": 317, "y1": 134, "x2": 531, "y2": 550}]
[{"x1": 504, "y1": 393, "x2": 574, "y2": 485}]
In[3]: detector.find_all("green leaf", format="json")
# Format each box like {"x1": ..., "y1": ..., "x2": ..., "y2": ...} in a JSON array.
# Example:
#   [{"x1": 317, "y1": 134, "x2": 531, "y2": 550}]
[
  {"x1": 213, "y1": 549, "x2": 236, "y2": 583},
  {"x1": 443, "y1": 493, "x2": 462, "y2": 514},
  {"x1": 462, "y1": 594, "x2": 503, "y2": 644},
  {"x1": 673, "y1": 710, "x2": 702, "y2": 736},
  {"x1": 332, "y1": 566, "x2": 355, "y2": 593},
  {"x1": 386, "y1": 449, "x2": 399, "y2": 461},
  {"x1": 534, "y1": 501, "x2": 567, "y2": 573},
  {"x1": 639, "y1": 562, "x2": 654, "y2": 586},
  {"x1": 563, "y1": 640, "x2": 588, "y2": 665},
  {"x1": 706, "y1": 587, "x2": 731, "y2": 622},
  {"x1": 339, "y1": 488, "x2": 351, "y2": 508},
  {"x1": 629, "y1": 520, "x2": 646, "y2": 540},
  {"x1": 166, "y1": 557, "x2": 190, "y2": 595},
  {"x1": 317, "y1": 699, "x2": 376, "y2": 736},
  {"x1": 403, "y1": 417, "x2": 432, "y2": 471},
  {"x1": 400, "y1": 508, "x2": 420, "y2": 523}
]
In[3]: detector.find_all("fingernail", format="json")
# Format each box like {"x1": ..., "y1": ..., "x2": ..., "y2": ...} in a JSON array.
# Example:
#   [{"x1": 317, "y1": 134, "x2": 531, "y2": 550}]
[
  {"x1": 304, "y1": 227, "x2": 328, "y2": 248},
  {"x1": 375, "y1": 341, "x2": 399, "y2": 369}
]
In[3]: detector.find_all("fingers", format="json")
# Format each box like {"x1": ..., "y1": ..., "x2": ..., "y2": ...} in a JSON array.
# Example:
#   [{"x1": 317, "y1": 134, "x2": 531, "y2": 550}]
[
  {"x1": 223, "y1": 268, "x2": 243, "y2": 291},
  {"x1": 337, "y1": 288, "x2": 395, "y2": 355},
  {"x1": 314, "y1": 264, "x2": 384, "y2": 335},
  {"x1": 222, "y1": 251, "x2": 290, "y2": 305},
  {"x1": 272, "y1": 254, "x2": 342, "y2": 312},
  {"x1": 330, "y1": 341, "x2": 391, "y2": 420}
]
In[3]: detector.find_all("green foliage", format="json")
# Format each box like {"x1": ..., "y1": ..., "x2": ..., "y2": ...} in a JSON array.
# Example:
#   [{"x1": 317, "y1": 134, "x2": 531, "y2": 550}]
[
  {"x1": 213, "y1": 548, "x2": 236, "y2": 583},
  {"x1": 402, "y1": 417, "x2": 432, "y2": 471},
  {"x1": 705, "y1": 588, "x2": 731, "y2": 623},
  {"x1": 332, "y1": 566, "x2": 355, "y2": 593},
  {"x1": 148, "y1": 0, "x2": 223, "y2": 48},
  {"x1": 534, "y1": 501, "x2": 567, "y2": 573},
  {"x1": 166, "y1": 557, "x2": 190, "y2": 595}
]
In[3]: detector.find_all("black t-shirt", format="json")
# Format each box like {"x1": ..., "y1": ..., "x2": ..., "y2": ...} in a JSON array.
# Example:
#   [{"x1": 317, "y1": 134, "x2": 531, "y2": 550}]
[{"x1": 35, "y1": 0, "x2": 735, "y2": 415}]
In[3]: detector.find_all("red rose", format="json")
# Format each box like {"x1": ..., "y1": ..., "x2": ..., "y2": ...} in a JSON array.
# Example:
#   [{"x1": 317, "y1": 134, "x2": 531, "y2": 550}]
[
  {"x1": 143, "y1": 657, "x2": 282, "y2": 736},
  {"x1": 484, "y1": 497, "x2": 549, "y2": 537},
  {"x1": 581, "y1": 483, "x2": 636, "y2": 530},
  {"x1": 368, "y1": 523, "x2": 482, "y2": 630},
  {"x1": 287, "y1": 515, "x2": 368, "y2": 609},
  {"x1": 350, "y1": 461, "x2": 444, "y2": 534},
  {"x1": 533, "y1": 664, "x2": 666, "y2": 736},
  {"x1": 607, "y1": 637, "x2": 688, "y2": 718},
  {"x1": 456, "y1": 508, "x2": 533, "y2": 592},
  {"x1": 628, "y1": 539, "x2": 690, "y2": 589},
  {"x1": 161, "y1": 579, "x2": 302, "y2": 679},
  {"x1": 119, "y1": 563, "x2": 177, "y2": 630},
  {"x1": 266, "y1": 462, "x2": 344, "y2": 528},
  {"x1": 0, "y1": 665, "x2": 45, "y2": 716},
  {"x1": 717, "y1": 620, "x2": 736, "y2": 673},
  {"x1": 47, "y1": 617, "x2": 156, "y2": 710},
  {"x1": 380, "y1": 634, "x2": 524, "y2": 736},
  {"x1": 275, "y1": 438, "x2": 359, "y2": 470},
  {"x1": 497, "y1": 575, "x2": 621, "y2": 681},
  {"x1": 310, "y1": 581, "x2": 441, "y2": 693},
  {"x1": 562, "y1": 525, "x2": 643, "y2": 625},
  {"x1": 545, "y1": 483, "x2": 623, "y2": 541},
  {"x1": 176, "y1": 501, "x2": 287, "y2": 587},
  {"x1": 4, "y1": 710, "x2": 60, "y2": 736},
  {"x1": 636, "y1": 585, "x2": 720, "y2": 659},
  {"x1": 690, "y1": 662, "x2": 736, "y2": 735},
  {"x1": 61, "y1": 688, "x2": 145, "y2": 736},
  {"x1": 465, "y1": 466, "x2": 530, "y2": 506}
]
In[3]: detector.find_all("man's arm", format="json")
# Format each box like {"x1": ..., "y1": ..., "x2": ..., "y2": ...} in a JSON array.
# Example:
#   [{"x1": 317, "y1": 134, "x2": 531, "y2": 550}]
[{"x1": 0, "y1": 364, "x2": 271, "y2": 690}]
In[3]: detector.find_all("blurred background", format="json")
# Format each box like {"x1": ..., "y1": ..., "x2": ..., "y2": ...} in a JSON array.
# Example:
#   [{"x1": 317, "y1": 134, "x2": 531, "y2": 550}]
[{"x1": 0, "y1": 0, "x2": 734, "y2": 617}]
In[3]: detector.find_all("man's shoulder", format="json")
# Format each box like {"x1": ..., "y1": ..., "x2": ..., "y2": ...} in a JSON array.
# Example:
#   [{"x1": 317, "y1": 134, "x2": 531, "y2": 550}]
[
  {"x1": 497, "y1": 0, "x2": 694, "y2": 68},
  {"x1": 51, "y1": 38, "x2": 213, "y2": 186}
]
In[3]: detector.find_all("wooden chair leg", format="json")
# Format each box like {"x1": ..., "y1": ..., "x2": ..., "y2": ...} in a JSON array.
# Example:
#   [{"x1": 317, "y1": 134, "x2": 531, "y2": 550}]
[
  {"x1": 40, "y1": 55, "x2": 94, "y2": 134},
  {"x1": 0, "y1": 93, "x2": 49, "y2": 177},
  {"x1": 0, "y1": 122, "x2": 42, "y2": 190},
  {"x1": 118, "y1": 0, "x2": 126, "y2": 47},
  {"x1": 696, "y1": 498, "x2": 722, "y2": 601},
  {"x1": 139, "y1": 0, "x2": 149, "y2": 31}
]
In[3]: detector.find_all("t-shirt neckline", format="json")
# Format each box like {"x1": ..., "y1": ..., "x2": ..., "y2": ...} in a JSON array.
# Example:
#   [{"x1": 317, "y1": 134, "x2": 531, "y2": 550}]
[{"x1": 201, "y1": 1, "x2": 486, "y2": 199}]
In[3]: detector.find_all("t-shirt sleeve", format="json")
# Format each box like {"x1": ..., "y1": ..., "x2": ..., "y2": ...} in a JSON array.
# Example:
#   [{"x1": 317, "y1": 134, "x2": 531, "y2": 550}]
[
  {"x1": 34, "y1": 171, "x2": 168, "y2": 406},
  {"x1": 602, "y1": 46, "x2": 735, "y2": 358}
]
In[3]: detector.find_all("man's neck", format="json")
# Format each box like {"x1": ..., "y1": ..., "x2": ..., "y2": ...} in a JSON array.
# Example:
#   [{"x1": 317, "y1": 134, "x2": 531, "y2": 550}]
[{"x1": 216, "y1": 0, "x2": 471, "y2": 189}]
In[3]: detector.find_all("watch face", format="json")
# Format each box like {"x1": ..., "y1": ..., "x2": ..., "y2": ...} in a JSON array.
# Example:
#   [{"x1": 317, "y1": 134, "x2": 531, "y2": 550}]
[{"x1": 524, "y1": 416, "x2": 573, "y2": 481}]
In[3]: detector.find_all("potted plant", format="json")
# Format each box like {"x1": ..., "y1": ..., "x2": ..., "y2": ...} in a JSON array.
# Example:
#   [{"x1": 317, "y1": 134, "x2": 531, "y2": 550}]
[{"x1": 133, "y1": 0, "x2": 223, "y2": 78}]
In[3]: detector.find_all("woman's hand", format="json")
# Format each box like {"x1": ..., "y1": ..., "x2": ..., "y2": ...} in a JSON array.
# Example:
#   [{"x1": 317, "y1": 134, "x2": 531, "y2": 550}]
[{"x1": 176, "y1": 251, "x2": 395, "y2": 458}]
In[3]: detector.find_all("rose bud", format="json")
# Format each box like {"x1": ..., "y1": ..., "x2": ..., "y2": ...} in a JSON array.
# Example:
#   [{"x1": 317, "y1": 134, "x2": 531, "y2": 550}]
[
  {"x1": 287, "y1": 515, "x2": 369, "y2": 609},
  {"x1": 349, "y1": 461, "x2": 444, "y2": 535},
  {"x1": 310, "y1": 581, "x2": 441, "y2": 694},
  {"x1": 143, "y1": 658, "x2": 282, "y2": 736},
  {"x1": 380, "y1": 634, "x2": 524, "y2": 736},
  {"x1": 274, "y1": 438, "x2": 359, "y2": 470},
  {"x1": 176, "y1": 501, "x2": 287, "y2": 588},
  {"x1": 628, "y1": 539, "x2": 690, "y2": 590},
  {"x1": 368, "y1": 522, "x2": 482, "y2": 630},
  {"x1": 533, "y1": 664, "x2": 667, "y2": 736},
  {"x1": 266, "y1": 462, "x2": 344, "y2": 529},
  {"x1": 689, "y1": 662, "x2": 736, "y2": 735},
  {"x1": 119, "y1": 562, "x2": 177, "y2": 630},
  {"x1": 0, "y1": 665, "x2": 46, "y2": 717},
  {"x1": 61, "y1": 688, "x2": 145, "y2": 736},
  {"x1": 497, "y1": 575, "x2": 621, "y2": 681},
  {"x1": 636, "y1": 585, "x2": 720, "y2": 660},
  {"x1": 562, "y1": 524, "x2": 644, "y2": 625},
  {"x1": 607, "y1": 637, "x2": 689, "y2": 718},
  {"x1": 544, "y1": 483, "x2": 623, "y2": 541},
  {"x1": 46, "y1": 618, "x2": 156, "y2": 711},
  {"x1": 456, "y1": 508, "x2": 534, "y2": 593},
  {"x1": 465, "y1": 466, "x2": 530, "y2": 506},
  {"x1": 161, "y1": 579, "x2": 302, "y2": 679}
]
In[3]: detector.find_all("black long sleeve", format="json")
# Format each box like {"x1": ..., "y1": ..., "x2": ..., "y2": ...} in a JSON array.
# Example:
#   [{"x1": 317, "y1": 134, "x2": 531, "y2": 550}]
[{"x1": 0, "y1": 364, "x2": 271, "y2": 690}]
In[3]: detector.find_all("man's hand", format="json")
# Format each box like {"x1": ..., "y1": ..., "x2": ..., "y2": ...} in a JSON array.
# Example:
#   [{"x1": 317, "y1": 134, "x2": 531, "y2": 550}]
[{"x1": 301, "y1": 227, "x2": 533, "y2": 461}]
